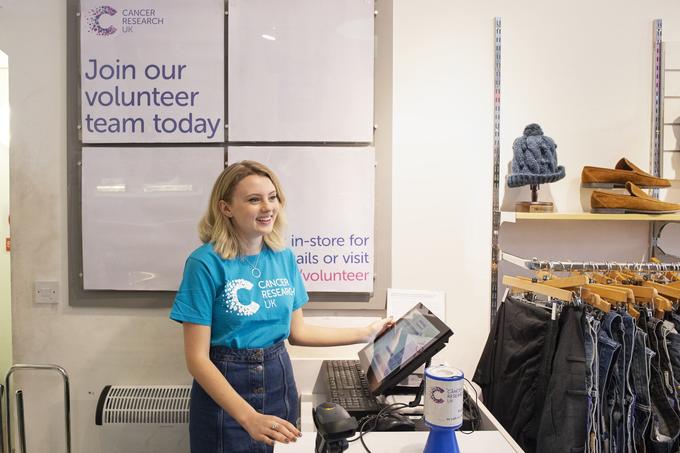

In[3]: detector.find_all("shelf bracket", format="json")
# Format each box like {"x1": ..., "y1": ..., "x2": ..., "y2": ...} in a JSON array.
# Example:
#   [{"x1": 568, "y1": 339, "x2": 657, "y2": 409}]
[{"x1": 649, "y1": 221, "x2": 680, "y2": 263}]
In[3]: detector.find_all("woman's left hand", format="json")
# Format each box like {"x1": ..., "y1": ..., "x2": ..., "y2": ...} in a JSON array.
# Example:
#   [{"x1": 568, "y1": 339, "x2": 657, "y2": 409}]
[{"x1": 362, "y1": 317, "x2": 395, "y2": 342}]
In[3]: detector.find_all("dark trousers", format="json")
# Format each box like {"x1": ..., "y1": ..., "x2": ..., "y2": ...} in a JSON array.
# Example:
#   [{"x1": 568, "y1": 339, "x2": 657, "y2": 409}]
[
  {"x1": 473, "y1": 296, "x2": 558, "y2": 453},
  {"x1": 536, "y1": 305, "x2": 588, "y2": 453}
]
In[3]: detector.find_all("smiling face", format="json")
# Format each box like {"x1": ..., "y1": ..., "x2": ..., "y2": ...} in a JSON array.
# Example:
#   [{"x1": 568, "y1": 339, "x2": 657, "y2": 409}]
[{"x1": 219, "y1": 174, "x2": 279, "y2": 253}]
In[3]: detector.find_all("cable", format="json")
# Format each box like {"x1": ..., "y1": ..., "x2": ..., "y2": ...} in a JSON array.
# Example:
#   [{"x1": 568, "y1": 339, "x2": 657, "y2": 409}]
[
  {"x1": 347, "y1": 377, "x2": 481, "y2": 453},
  {"x1": 346, "y1": 402, "x2": 417, "y2": 453},
  {"x1": 346, "y1": 380, "x2": 481, "y2": 452},
  {"x1": 459, "y1": 377, "x2": 480, "y2": 434}
]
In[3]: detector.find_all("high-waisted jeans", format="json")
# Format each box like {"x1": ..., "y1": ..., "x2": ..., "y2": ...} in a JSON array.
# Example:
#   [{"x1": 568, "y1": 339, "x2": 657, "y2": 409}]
[{"x1": 189, "y1": 340, "x2": 299, "y2": 453}]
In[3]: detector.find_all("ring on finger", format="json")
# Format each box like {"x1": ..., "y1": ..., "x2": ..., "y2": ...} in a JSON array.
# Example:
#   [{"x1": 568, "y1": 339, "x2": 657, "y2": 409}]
[{"x1": 271, "y1": 422, "x2": 279, "y2": 430}]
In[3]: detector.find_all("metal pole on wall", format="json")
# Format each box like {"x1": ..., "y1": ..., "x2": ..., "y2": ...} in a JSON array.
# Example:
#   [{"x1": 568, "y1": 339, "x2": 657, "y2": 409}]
[
  {"x1": 490, "y1": 17, "x2": 502, "y2": 328},
  {"x1": 649, "y1": 19, "x2": 663, "y2": 260},
  {"x1": 651, "y1": 19, "x2": 663, "y2": 200}
]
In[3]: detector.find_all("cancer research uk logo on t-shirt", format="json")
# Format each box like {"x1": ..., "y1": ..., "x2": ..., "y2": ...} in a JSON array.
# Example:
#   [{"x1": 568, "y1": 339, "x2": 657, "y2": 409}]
[
  {"x1": 221, "y1": 278, "x2": 296, "y2": 317},
  {"x1": 86, "y1": 5, "x2": 166, "y2": 36},
  {"x1": 222, "y1": 279, "x2": 261, "y2": 316}
]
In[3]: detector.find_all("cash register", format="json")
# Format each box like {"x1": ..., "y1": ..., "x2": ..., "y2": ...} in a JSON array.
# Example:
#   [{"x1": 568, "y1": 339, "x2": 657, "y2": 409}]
[{"x1": 322, "y1": 303, "x2": 453, "y2": 420}]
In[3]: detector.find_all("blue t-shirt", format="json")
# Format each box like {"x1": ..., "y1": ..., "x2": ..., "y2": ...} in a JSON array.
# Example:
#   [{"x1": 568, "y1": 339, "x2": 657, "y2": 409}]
[{"x1": 170, "y1": 243, "x2": 309, "y2": 349}]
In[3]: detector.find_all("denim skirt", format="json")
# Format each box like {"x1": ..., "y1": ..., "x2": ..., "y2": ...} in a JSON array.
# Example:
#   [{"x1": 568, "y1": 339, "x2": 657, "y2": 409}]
[{"x1": 189, "y1": 340, "x2": 299, "y2": 453}]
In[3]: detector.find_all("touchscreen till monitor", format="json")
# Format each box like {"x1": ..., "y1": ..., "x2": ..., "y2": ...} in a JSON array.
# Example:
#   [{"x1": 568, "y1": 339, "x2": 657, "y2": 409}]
[{"x1": 358, "y1": 303, "x2": 453, "y2": 395}]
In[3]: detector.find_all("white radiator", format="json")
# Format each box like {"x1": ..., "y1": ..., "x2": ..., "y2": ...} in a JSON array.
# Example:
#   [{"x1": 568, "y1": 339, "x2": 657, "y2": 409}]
[{"x1": 96, "y1": 385, "x2": 190, "y2": 453}]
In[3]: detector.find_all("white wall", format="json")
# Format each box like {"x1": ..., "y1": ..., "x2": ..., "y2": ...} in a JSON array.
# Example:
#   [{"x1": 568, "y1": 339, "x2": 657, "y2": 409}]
[
  {"x1": 1, "y1": 3, "x2": 187, "y2": 451},
  {"x1": 4, "y1": 0, "x2": 680, "y2": 452},
  {"x1": 0, "y1": 2, "x2": 386, "y2": 452},
  {"x1": 0, "y1": 50, "x2": 10, "y2": 379},
  {"x1": 392, "y1": 0, "x2": 680, "y2": 380}
]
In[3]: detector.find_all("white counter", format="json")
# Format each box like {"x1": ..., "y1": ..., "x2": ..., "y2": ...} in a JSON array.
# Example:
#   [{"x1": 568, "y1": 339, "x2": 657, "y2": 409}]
[
  {"x1": 275, "y1": 431, "x2": 518, "y2": 452},
  {"x1": 287, "y1": 358, "x2": 523, "y2": 453}
]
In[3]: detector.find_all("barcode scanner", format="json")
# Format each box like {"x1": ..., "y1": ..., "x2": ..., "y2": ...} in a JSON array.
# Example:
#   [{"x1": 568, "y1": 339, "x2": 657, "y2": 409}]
[{"x1": 313, "y1": 402, "x2": 358, "y2": 453}]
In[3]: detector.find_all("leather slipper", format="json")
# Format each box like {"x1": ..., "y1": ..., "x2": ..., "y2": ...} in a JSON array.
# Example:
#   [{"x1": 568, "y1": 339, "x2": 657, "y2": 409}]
[
  {"x1": 582, "y1": 158, "x2": 670, "y2": 188},
  {"x1": 591, "y1": 182, "x2": 680, "y2": 214}
]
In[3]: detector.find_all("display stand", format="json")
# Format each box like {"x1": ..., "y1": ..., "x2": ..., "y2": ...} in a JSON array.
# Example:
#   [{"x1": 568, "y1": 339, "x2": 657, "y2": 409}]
[
  {"x1": 381, "y1": 359, "x2": 431, "y2": 408},
  {"x1": 514, "y1": 184, "x2": 553, "y2": 213}
]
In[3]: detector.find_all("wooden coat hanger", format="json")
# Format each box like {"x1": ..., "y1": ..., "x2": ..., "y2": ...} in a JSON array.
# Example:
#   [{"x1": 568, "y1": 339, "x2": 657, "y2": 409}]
[
  {"x1": 642, "y1": 281, "x2": 680, "y2": 301},
  {"x1": 607, "y1": 271, "x2": 634, "y2": 283},
  {"x1": 611, "y1": 284, "x2": 656, "y2": 307},
  {"x1": 584, "y1": 283, "x2": 639, "y2": 317},
  {"x1": 525, "y1": 274, "x2": 590, "y2": 289},
  {"x1": 653, "y1": 295, "x2": 673, "y2": 319},
  {"x1": 648, "y1": 257, "x2": 680, "y2": 282},
  {"x1": 618, "y1": 270, "x2": 644, "y2": 283},
  {"x1": 626, "y1": 304, "x2": 640, "y2": 319},
  {"x1": 585, "y1": 272, "x2": 611, "y2": 285},
  {"x1": 581, "y1": 288, "x2": 611, "y2": 313},
  {"x1": 534, "y1": 270, "x2": 552, "y2": 281},
  {"x1": 502, "y1": 275, "x2": 572, "y2": 301},
  {"x1": 583, "y1": 283, "x2": 629, "y2": 303}
]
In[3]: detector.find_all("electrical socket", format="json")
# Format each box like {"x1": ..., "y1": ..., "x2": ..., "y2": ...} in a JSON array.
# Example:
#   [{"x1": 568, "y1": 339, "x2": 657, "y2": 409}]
[{"x1": 35, "y1": 281, "x2": 59, "y2": 304}]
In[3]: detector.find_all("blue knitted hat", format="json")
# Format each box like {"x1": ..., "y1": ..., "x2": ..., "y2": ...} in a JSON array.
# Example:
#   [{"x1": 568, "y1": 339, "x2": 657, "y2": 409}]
[{"x1": 507, "y1": 123, "x2": 565, "y2": 188}]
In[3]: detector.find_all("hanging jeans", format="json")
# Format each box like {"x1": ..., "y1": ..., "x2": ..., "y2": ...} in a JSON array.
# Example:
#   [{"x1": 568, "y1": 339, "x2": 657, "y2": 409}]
[
  {"x1": 666, "y1": 331, "x2": 680, "y2": 403},
  {"x1": 622, "y1": 314, "x2": 637, "y2": 453},
  {"x1": 599, "y1": 311, "x2": 624, "y2": 453},
  {"x1": 670, "y1": 313, "x2": 680, "y2": 337},
  {"x1": 630, "y1": 325, "x2": 653, "y2": 453},
  {"x1": 656, "y1": 321, "x2": 680, "y2": 414},
  {"x1": 645, "y1": 318, "x2": 680, "y2": 453},
  {"x1": 536, "y1": 305, "x2": 588, "y2": 453},
  {"x1": 585, "y1": 313, "x2": 600, "y2": 453},
  {"x1": 473, "y1": 295, "x2": 558, "y2": 453}
]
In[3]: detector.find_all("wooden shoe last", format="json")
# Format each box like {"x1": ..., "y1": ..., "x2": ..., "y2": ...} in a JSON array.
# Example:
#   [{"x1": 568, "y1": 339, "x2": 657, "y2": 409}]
[
  {"x1": 591, "y1": 182, "x2": 680, "y2": 214},
  {"x1": 582, "y1": 158, "x2": 671, "y2": 188}
]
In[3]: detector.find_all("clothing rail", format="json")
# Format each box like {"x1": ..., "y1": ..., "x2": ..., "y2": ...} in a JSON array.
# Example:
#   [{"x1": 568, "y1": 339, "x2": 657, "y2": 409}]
[{"x1": 500, "y1": 251, "x2": 680, "y2": 272}]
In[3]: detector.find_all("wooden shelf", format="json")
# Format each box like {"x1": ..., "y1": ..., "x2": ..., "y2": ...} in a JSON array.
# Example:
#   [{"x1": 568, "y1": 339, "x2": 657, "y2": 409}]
[{"x1": 501, "y1": 212, "x2": 680, "y2": 222}]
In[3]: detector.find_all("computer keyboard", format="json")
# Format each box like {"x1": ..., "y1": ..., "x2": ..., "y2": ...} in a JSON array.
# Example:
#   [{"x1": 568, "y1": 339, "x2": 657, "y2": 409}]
[{"x1": 325, "y1": 360, "x2": 380, "y2": 417}]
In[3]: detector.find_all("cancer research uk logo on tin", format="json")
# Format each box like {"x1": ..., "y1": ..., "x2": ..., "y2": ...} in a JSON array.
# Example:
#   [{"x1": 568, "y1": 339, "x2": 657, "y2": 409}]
[
  {"x1": 86, "y1": 5, "x2": 166, "y2": 36},
  {"x1": 430, "y1": 386, "x2": 446, "y2": 404}
]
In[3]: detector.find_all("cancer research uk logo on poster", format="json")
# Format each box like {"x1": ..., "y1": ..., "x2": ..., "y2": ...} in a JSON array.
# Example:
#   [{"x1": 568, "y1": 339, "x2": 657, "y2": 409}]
[
  {"x1": 86, "y1": 5, "x2": 166, "y2": 36},
  {"x1": 79, "y1": 0, "x2": 224, "y2": 143},
  {"x1": 86, "y1": 6, "x2": 118, "y2": 36}
]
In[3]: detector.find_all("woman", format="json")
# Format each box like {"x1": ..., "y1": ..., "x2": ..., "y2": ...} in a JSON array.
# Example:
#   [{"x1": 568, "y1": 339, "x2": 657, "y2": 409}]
[{"x1": 170, "y1": 160, "x2": 393, "y2": 452}]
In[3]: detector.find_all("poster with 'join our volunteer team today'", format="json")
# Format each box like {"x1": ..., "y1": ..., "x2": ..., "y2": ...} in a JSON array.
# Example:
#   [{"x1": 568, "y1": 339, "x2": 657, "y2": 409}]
[{"x1": 79, "y1": 0, "x2": 224, "y2": 143}]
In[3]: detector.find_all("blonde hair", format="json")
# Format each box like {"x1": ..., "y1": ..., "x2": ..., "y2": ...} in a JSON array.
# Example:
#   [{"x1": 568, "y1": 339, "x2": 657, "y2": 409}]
[{"x1": 199, "y1": 160, "x2": 287, "y2": 259}]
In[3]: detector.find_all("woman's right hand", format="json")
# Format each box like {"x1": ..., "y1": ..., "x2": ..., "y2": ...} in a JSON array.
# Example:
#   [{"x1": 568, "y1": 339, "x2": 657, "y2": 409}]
[{"x1": 241, "y1": 411, "x2": 302, "y2": 447}]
